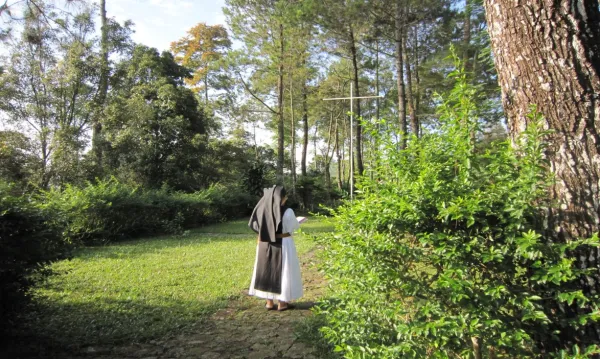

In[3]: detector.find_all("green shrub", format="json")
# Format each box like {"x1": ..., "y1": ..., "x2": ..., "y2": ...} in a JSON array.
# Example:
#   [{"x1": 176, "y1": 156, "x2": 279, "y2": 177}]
[
  {"x1": 0, "y1": 181, "x2": 71, "y2": 327},
  {"x1": 39, "y1": 178, "x2": 255, "y2": 245},
  {"x1": 316, "y1": 60, "x2": 600, "y2": 358},
  {"x1": 193, "y1": 183, "x2": 257, "y2": 222}
]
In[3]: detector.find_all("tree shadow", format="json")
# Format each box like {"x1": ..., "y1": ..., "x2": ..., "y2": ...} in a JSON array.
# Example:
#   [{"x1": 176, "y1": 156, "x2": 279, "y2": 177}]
[
  {"x1": 2, "y1": 294, "x2": 224, "y2": 358},
  {"x1": 73, "y1": 232, "x2": 255, "y2": 261}
]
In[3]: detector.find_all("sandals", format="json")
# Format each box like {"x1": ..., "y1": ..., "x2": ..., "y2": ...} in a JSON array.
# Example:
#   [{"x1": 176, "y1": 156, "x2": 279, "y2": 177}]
[
  {"x1": 265, "y1": 305, "x2": 277, "y2": 311},
  {"x1": 277, "y1": 304, "x2": 295, "y2": 312}
]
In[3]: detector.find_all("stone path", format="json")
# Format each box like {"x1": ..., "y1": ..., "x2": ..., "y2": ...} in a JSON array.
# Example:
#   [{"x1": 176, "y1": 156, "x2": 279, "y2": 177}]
[{"x1": 72, "y1": 250, "x2": 327, "y2": 359}]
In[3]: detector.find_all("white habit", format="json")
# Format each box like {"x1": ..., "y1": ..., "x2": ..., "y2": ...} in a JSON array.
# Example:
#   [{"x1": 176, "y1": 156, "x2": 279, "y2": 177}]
[{"x1": 249, "y1": 208, "x2": 303, "y2": 302}]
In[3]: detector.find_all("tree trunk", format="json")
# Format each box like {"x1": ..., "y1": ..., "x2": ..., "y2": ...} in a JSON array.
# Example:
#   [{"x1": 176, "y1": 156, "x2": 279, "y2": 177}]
[
  {"x1": 93, "y1": 0, "x2": 109, "y2": 169},
  {"x1": 290, "y1": 74, "x2": 297, "y2": 195},
  {"x1": 335, "y1": 116, "x2": 343, "y2": 190},
  {"x1": 349, "y1": 26, "x2": 364, "y2": 175},
  {"x1": 395, "y1": 0, "x2": 407, "y2": 149},
  {"x1": 301, "y1": 69, "x2": 309, "y2": 178},
  {"x1": 484, "y1": 0, "x2": 600, "y2": 345},
  {"x1": 463, "y1": 0, "x2": 473, "y2": 71},
  {"x1": 276, "y1": 22, "x2": 285, "y2": 183},
  {"x1": 471, "y1": 336, "x2": 482, "y2": 359},
  {"x1": 313, "y1": 125, "x2": 318, "y2": 170},
  {"x1": 376, "y1": 40, "x2": 380, "y2": 121},
  {"x1": 205, "y1": 70, "x2": 209, "y2": 105},
  {"x1": 403, "y1": 28, "x2": 418, "y2": 137},
  {"x1": 483, "y1": 0, "x2": 600, "y2": 239},
  {"x1": 324, "y1": 111, "x2": 335, "y2": 196},
  {"x1": 414, "y1": 23, "x2": 421, "y2": 133}
]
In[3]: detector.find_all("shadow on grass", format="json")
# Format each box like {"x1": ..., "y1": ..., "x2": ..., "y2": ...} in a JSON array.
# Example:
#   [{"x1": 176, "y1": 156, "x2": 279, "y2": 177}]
[
  {"x1": 2, "y1": 294, "x2": 225, "y2": 358},
  {"x1": 73, "y1": 233, "x2": 255, "y2": 261}
]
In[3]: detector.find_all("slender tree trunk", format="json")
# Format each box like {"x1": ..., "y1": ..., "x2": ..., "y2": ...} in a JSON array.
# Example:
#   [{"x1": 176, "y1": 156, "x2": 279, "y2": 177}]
[
  {"x1": 40, "y1": 135, "x2": 50, "y2": 188},
  {"x1": 484, "y1": 0, "x2": 600, "y2": 345},
  {"x1": 276, "y1": 23, "x2": 285, "y2": 183},
  {"x1": 349, "y1": 26, "x2": 364, "y2": 174},
  {"x1": 342, "y1": 118, "x2": 349, "y2": 189},
  {"x1": 324, "y1": 111, "x2": 335, "y2": 196},
  {"x1": 471, "y1": 337, "x2": 482, "y2": 359},
  {"x1": 93, "y1": 0, "x2": 109, "y2": 169},
  {"x1": 301, "y1": 71, "x2": 309, "y2": 178},
  {"x1": 414, "y1": 23, "x2": 421, "y2": 135},
  {"x1": 376, "y1": 40, "x2": 380, "y2": 121},
  {"x1": 395, "y1": 0, "x2": 407, "y2": 149},
  {"x1": 313, "y1": 125, "x2": 318, "y2": 170},
  {"x1": 205, "y1": 70, "x2": 209, "y2": 105},
  {"x1": 289, "y1": 74, "x2": 297, "y2": 195},
  {"x1": 463, "y1": 0, "x2": 472, "y2": 71},
  {"x1": 403, "y1": 29, "x2": 418, "y2": 137},
  {"x1": 335, "y1": 116, "x2": 343, "y2": 190}
]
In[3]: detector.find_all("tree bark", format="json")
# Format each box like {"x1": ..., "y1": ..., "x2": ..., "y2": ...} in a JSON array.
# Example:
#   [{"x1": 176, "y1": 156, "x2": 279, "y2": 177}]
[
  {"x1": 324, "y1": 111, "x2": 335, "y2": 196},
  {"x1": 276, "y1": 22, "x2": 285, "y2": 183},
  {"x1": 414, "y1": 23, "x2": 421, "y2": 129},
  {"x1": 403, "y1": 29, "x2": 418, "y2": 137},
  {"x1": 349, "y1": 26, "x2": 364, "y2": 175},
  {"x1": 93, "y1": 0, "x2": 109, "y2": 169},
  {"x1": 463, "y1": 0, "x2": 473, "y2": 72},
  {"x1": 289, "y1": 74, "x2": 297, "y2": 195},
  {"x1": 471, "y1": 336, "x2": 482, "y2": 359},
  {"x1": 205, "y1": 70, "x2": 209, "y2": 105},
  {"x1": 376, "y1": 40, "x2": 380, "y2": 121},
  {"x1": 335, "y1": 115, "x2": 343, "y2": 190},
  {"x1": 301, "y1": 67, "x2": 309, "y2": 178},
  {"x1": 483, "y1": 0, "x2": 600, "y2": 239},
  {"x1": 484, "y1": 0, "x2": 600, "y2": 344},
  {"x1": 395, "y1": 0, "x2": 407, "y2": 149}
]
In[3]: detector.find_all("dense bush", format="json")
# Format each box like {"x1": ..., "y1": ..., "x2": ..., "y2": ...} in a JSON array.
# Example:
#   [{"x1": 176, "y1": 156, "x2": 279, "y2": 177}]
[
  {"x1": 40, "y1": 178, "x2": 256, "y2": 245},
  {"x1": 0, "y1": 181, "x2": 71, "y2": 327},
  {"x1": 317, "y1": 65, "x2": 600, "y2": 358}
]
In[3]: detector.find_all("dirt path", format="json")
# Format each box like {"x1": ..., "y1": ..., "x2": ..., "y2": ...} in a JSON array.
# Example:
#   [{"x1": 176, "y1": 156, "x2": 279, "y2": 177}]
[{"x1": 72, "y1": 250, "x2": 327, "y2": 359}]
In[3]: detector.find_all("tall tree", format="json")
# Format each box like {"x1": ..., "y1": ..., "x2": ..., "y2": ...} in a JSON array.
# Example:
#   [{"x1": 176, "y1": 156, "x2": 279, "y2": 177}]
[
  {"x1": 92, "y1": 0, "x2": 108, "y2": 169},
  {"x1": 103, "y1": 46, "x2": 208, "y2": 190},
  {"x1": 483, "y1": 0, "x2": 599, "y2": 240},
  {"x1": 225, "y1": 0, "x2": 291, "y2": 183},
  {"x1": 483, "y1": 0, "x2": 600, "y2": 346},
  {"x1": 395, "y1": 0, "x2": 408, "y2": 148},
  {"x1": 313, "y1": 0, "x2": 370, "y2": 175},
  {"x1": 0, "y1": 5, "x2": 97, "y2": 187},
  {"x1": 170, "y1": 23, "x2": 231, "y2": 104}
]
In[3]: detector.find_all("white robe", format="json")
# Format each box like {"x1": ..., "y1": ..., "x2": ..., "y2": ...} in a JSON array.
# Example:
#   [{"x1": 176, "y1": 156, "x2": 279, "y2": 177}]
[{"x1": 248, "y1": 208, "x2": 303, "y2": 302}]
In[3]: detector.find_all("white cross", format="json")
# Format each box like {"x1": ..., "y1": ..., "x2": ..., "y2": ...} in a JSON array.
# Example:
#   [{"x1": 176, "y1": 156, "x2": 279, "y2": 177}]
[{"x1": 323, "y1": 82, "x2": 382, "y2": 200}]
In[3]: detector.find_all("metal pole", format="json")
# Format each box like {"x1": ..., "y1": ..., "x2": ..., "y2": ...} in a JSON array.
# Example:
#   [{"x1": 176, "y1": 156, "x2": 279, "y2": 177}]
[
  {"x1": 322, "y1": 89, "x2": 381, "y2": 201},
  {"x1": 350, "y1": 82, "x2": 353, "y2": 201}
]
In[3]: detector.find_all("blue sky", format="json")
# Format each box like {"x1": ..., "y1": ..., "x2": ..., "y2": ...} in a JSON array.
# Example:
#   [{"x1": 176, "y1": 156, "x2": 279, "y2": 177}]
[{"x1": 107, "y1": 0, "x2": 228, "y2": 52}]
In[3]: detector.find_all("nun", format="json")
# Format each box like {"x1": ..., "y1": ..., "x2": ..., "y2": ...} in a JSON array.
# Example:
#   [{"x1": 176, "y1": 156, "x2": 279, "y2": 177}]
[{"x1": 248, "y1": 185, "x2": 303, "y2": 311}]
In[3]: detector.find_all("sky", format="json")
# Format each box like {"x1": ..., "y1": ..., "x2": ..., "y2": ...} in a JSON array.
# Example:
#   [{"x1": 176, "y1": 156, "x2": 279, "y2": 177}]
[
  {"x1": 106, "y1": 0, "x2": 276, "y2": 146},
  {"x1": 0, "y1": 0, "x2": 292, "y2": 150},
  {"x1": 106, "y1": 0, "x2": 228, "y2": 53}
]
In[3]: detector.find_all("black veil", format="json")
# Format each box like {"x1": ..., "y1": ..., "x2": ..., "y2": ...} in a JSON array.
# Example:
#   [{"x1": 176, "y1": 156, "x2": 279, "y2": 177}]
[{"x1": 248, "y1": 185, "x2": 287, "y2": 242}]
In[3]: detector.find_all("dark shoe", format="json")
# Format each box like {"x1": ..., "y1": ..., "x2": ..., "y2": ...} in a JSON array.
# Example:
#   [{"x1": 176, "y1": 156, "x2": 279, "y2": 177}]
[{"x1": 265, "y1": 305, "x2": 277, "y2": 311}]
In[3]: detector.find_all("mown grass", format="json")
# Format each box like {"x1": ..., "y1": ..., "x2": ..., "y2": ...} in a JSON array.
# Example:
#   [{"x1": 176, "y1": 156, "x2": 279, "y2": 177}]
[
  {"x1": 193, "y1": 214, "x2": 334, "y2": 234},
  {"x1": 21, "y1": 216, "x2": 330, "y2": 348}
]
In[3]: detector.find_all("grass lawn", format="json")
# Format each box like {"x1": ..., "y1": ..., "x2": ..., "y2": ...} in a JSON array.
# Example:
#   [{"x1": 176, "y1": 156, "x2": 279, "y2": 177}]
[
  {"x1": 193, "y1": 214, "x2": 334, "y2": 234},
  {"x1": 23, "y1": 216, "x2": 331, "y2": 348}
]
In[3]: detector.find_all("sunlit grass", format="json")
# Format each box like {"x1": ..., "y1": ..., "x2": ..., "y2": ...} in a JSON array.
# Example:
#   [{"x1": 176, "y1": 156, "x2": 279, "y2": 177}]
[{"x1": 24, "y1": 216, "x2": 330, "y2": 347}]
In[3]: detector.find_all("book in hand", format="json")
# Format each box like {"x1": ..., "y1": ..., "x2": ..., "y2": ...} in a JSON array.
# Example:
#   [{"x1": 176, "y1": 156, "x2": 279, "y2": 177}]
[{"x1": 296, "y1": 216, "x2": 307, "y2": 224}]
